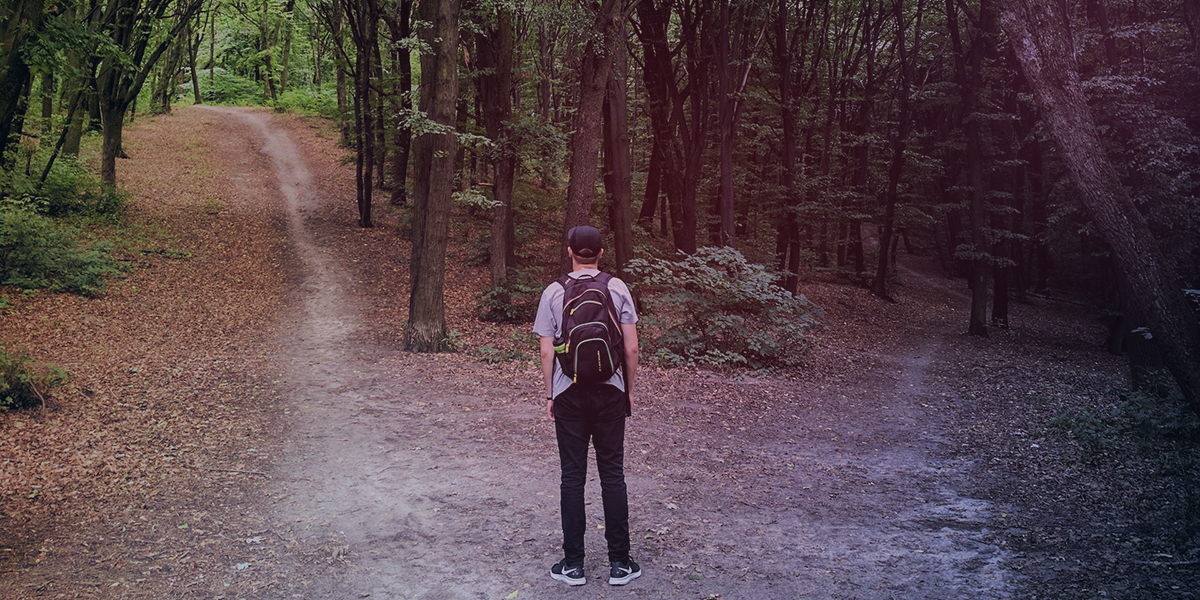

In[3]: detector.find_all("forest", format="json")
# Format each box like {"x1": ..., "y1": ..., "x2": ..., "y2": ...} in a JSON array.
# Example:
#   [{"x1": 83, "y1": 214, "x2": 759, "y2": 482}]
[
  {"x1": 3, "y1": 0, "x2": 1197, "y2": 399},
  {"x1": 2, "y1": 0, "x2": 1200, "y2": 596}
]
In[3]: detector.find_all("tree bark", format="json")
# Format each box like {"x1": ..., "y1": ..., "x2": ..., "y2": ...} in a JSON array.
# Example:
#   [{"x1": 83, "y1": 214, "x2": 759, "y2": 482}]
[
  {"x1": 40, "y1": 70, "x2": 53, "y2": 133},
  {"x1": 280, "y1": 0, "x2": 296, "y2": 90},
  {"x1": 604, "y1": 22, "x2": 633, "y2": 277},
  {"x1": 476, "y1": 6, "x2": 516, "y2": 286},
  {"x1": 0, "y1": 0, "x2": 45, "y2": 164},
  {"x1": 386, "y1": 0, "x2": 413, "y2": 206},
  {"x1": 95, "y1": 0, "x2": 205, "y2": 185},
  {"x1": 406, "y1": 0, "x2": 460, "y2": 352},
  {"x1": 772, "y1": 0, "x2": 799, "y2": 292},
  {"x1": 1000, "y1": 0, "x2": 1200, "y2": 408},
  {"x1": 560, "y1": 0, "x2": 624, "y2": 274}
]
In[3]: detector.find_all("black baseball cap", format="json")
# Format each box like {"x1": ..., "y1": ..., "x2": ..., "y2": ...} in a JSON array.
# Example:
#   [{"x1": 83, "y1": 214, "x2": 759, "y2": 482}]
[{"x1": 568, "y1": 226, "x2": 603, "y2": 258}]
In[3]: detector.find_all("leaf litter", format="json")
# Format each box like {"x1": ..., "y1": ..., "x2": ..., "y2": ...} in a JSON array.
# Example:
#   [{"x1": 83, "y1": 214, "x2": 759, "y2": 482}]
[{"x1": 0, "y1": 106, "x2": 1195, "y2": 599}]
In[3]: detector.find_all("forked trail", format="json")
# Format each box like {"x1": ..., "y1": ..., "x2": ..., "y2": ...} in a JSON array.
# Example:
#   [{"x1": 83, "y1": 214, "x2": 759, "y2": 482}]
[{"x1": 208, "y1": 107, "x2": 1013, "y2": 599}]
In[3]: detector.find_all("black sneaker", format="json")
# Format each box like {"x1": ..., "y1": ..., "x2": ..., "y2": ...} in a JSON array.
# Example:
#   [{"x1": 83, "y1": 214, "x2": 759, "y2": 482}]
[
  {"x1": 608, "y1": 559, "x2": 641, "y2": 585},
  {"x1": 550, "y1": 559, "x2": 586, "y2": 586}
]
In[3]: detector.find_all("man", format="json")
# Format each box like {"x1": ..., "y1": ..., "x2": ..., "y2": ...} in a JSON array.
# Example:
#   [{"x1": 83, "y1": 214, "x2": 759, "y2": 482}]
[{"x1": 533, "y1": 225, "x2": 641, "y2": 587}]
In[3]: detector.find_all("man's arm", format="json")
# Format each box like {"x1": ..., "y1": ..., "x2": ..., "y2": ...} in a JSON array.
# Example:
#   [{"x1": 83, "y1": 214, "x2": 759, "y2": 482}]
[
  {"x1": 540, "y1": 336, "x2": 556, "y2": 421},
  {"x1": 621, "y1": 322, "x2": 638, "y2": 413}
]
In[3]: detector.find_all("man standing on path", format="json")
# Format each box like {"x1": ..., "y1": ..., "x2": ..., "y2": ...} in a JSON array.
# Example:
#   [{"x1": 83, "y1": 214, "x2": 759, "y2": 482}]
[{"x1": 533, "y1": 225, "x2": 642, "y2": 587}]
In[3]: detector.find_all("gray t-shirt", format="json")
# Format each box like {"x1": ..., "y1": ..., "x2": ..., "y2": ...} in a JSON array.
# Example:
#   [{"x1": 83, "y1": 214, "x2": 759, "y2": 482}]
[{"x1": 533, "y1": 269, "x2": 638, "y2": 398}]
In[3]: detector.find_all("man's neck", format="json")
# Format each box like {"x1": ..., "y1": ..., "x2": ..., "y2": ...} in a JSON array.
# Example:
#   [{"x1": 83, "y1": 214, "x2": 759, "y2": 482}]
[{"x1": 570, "y1": 263, "x2": 599, "y2": 274}]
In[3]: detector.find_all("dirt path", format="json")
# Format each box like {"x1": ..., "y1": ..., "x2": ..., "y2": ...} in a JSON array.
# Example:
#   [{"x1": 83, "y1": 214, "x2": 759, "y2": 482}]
[
  {"x1": 187, "y1": 108, "x2": 1016, "y2": 599},
  {"x1": 0, "y1": 107, "x2": 1041, "y2": 599}
]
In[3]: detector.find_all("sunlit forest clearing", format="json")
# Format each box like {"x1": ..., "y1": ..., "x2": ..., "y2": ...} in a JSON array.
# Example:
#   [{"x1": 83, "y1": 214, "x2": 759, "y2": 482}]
[{"x1": 1, "y1": 0, "x2": 1199, "y2": 598}]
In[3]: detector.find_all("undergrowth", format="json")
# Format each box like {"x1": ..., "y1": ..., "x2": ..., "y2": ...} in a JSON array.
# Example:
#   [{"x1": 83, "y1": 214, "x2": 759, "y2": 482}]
[
  {"x1": 0, "y1": 345, "x2": 68, "y2": 411},
  {"x1": 1046, "y1": 378, "x2": 1200, "y2": 553},
  {"x1": 627, "y1": 246, "x2": 822, "y2": 370}
]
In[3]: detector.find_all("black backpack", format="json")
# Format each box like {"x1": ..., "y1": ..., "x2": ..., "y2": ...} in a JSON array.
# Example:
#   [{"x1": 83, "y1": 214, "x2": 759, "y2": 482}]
[{"x1": 554, "y1": 273, "x2": 625, "y2": 384}]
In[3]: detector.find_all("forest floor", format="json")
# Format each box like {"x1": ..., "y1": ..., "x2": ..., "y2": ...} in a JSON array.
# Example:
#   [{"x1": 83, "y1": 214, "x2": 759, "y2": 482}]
[{"x1": 1, "y1": 106, "x2": 1198, "y2": 600}]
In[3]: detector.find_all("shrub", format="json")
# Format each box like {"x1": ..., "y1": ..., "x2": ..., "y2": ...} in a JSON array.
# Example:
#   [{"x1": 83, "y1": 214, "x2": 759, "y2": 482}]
[
  {"x1": 0, "y1": 345, "x2": 68, "y2": 411},
  {"x1": 0, "y1": 154, "x2": 124, "y2": 221},
  {"x1": 37, "y1": 158, "x2": 125, "y2": 218},
  {"x1": 0, "y1": 207, "x2": 120, "y2": 296},
  {"x1": 627, "y1": 246, "x2": 822, "y2": 370},
  {"x1": 200, "y1": 69, "x2": 264, "y2": 105},
  {"x1": 479, "y1": 267, "x2": 545, "y2": 323},
  {"x1": 276, "y1": 88, "x2": 340, "y2": 118}
]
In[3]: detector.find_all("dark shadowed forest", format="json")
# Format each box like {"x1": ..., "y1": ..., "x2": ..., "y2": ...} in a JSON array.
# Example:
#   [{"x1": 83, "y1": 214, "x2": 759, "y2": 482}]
[{"x1": 1, "y1": 0, "x2": 1199, "y2": 598}]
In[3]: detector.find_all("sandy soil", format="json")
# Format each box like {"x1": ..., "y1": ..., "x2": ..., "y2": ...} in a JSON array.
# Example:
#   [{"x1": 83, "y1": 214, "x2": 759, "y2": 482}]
[{"x1": 2, "y1": 106, "x2": 1196, "y2": 600}]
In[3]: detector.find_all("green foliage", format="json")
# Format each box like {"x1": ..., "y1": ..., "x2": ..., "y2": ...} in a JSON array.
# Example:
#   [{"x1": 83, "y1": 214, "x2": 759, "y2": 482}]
[
  {"x1": 201, "y1": 68, "x2": 264, "y2": 105},
  {"x1": 627, "y1": 247, "x2": 822, "y2": 370},
  {"x1": 1048, "y1": 407, "x2": 1112, "y2": 456},
  {"x1": 33, "y1": 158, "x2": 125, "y2": 219},
  {"x1": 475, "y1": 330, "x2": 538, "y2": 364},
  {"x1": 510, "y1": 113, "x2": 567, "y2": 188},
  {"x1": 0, "y1": 345, "x2": 68, "y2": 411},
  {"x1": 0, "y1": 208, "x2": 120, "y2": 296},
  {"x1": 478, "y1": 267, "x2": 544, "y2": 324},
  {"x1": 276, "y1": 88, "x2": 339, "y2": 118}
]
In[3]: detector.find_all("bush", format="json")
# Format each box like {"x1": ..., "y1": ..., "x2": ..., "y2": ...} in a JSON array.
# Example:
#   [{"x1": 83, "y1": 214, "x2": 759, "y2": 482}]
[
  {"x1": 36, "y1": 158, "x2": 125, "y2": 218},
  {"x1": 276, "y1": 88, "x2": 339, "y2": 118},
  {"x1": 0, "y1": 207, "x2": 120, "y2": 296},
  {"x1": 200, "y1": 69, "x2": 264, "y2": 105},
  {"x1": 0, "y1": 345, "x2": 68, "y2": 411},
  {"x1": 627, "y1": 246, "x2": 822, "y2": 370},
  {"x1": 0, "y1": 153, "x2": 125, "y2": 221},
  {"x1": 479, "y1": 267, "x2": 545, "y2": 323}
]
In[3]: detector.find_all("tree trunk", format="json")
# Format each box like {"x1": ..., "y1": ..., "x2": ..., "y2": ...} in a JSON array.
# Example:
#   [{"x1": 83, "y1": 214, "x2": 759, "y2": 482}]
[
  {"x1": 560, "y1": 0, "x2": 624, "y2": 274},
  {"x1": 99, "y1": 104, "x2": 125, "y2": 184},
  {"x1": 716, "y1": 0, "x2": 736, "y2": 247},
  {"x1": 405, "y1": 0, "x2": 461, "y2": 352},
  {"x1": 40, "y1": 70, "x2": 53, "y2": 133},
  {"x1": 388, "y1": 0, "x2": 413, "y2": 206},
  {"x1": 872, "y1": 0, "x2": 922, "y2": 300},
  {"x1": 333, "y1": 5, "x2": 348, "y2": 142},
  {"x1": 280, "y1": 0, "x2": 296, "y2": 91},
  {"x1": 0, "y1": 0, "x2": 44, "y2": 164},
  {"x1": 188, "y1": 18, "x2": 202, "y2": 104},
  {"x1": 638, "y1": 139, "x2": 662, "y2": 232},
  {"x1": 604, "y1": 23, "x2": 633, "y2": 277},
  {"x1": 772, "y1": 0, "x2": 799, "y2": 292},
  {"x1": 635, "y1": 0, "x2": 690, "y2": 253},
  {"x1": 477, "y1": 6, "x2": 516, "y2": 286},
  {"x1": 1000, "y1": 0, "x2": 1200, "y2": 408}
]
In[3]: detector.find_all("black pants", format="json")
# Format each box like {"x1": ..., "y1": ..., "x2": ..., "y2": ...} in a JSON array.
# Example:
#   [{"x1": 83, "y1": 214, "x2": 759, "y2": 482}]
[{"x1": 553, "y1": 383, "x2": 630, "y2": 566}]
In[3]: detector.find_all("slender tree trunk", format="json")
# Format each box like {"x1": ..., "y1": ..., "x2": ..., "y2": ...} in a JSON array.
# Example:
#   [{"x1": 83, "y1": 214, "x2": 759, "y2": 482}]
[
  {"x1": 40, "y1": 71, "x2": 54, "y2": 133},
  {"x1": 209, "y1": 0, "x2": 216, "y2": 87},
  {"x1": 872, "y1": 0, "x2": 922, "y2": 299},
  {"x1": 406, "y1": 0, "x2": 461, "y2": 352},
  {"x1": 773, "y1": 0, "x2": 799, "y2": 291},
  {"x1": 99, "y1": 104, "x2": 125, "y2": 184},
  {"x1": 716, "y1": 0, "x2": 737, "y2": 246},
  {"x1": 477, "y1": 6, "x2": 516, "y2": 285},
  {"x1": 604, "y1": 22, "x2": 633, "y2": 277},
  {"x1": 638, "y1": 137, "x2": 662, "y2": 232},
  {"x1": 389, "y1": 0, "x2": 413, "y2": 206},
  {"x1": 188, "y1": 18, "x2": 202, "y2": 104},
  {"x1": 560, "y1": 0, "x2": 624, "y2": 274},
  {"x1": 333, "y1": 5, "x2": 348, "y2": 142},
  {"x1": 1001, "y1": 0, "x2": 1200, "y2": 408},
  {"x1": 280, "y1": 0, "x2": 296, "y2": 90},
  {"x1": 0, "y1": 0, "x2": 44, "y2": 165}
]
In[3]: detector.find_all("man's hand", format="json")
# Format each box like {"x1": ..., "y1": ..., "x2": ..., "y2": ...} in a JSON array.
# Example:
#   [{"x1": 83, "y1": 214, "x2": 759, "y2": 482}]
[{"x1": 540, "y1": 336, "x2": 556, "y2": 421}]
